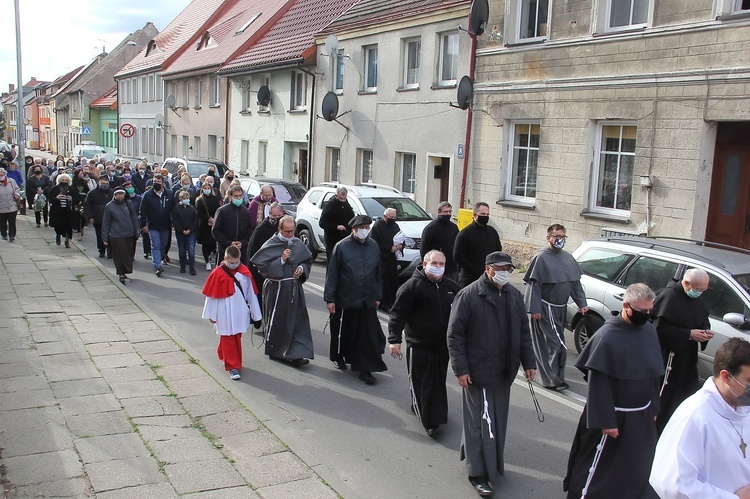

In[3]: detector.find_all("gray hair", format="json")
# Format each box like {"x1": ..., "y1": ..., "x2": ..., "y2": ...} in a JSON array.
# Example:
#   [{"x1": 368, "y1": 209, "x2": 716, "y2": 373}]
[
  {"x1": 336, "y1": 186, "x2": 348, "y2": 196},
  {"x1": 684, "y1": 268, "x2": 709, "y2": 284},
  {"x1": 383, "y1": 207, "x2": 396, "y2": 217},
  {"x1": 424, "y1": 250, "x2": 445, "y2": 263},
  {"x1": 56, "y1": 161, "x2": 64, "y2": 168},
  {"x1": 624, "y1": 283, "x2": 655, "y2": 304},
  {"x1": 268, "y1": 202, "x2": 284, "y2": 214},
  {"x1": 0, "y1": 167, "x2": 6, "y2": 175},
  {"x1": 437, "y1": 201, "x2": 452, "y2": 211}
]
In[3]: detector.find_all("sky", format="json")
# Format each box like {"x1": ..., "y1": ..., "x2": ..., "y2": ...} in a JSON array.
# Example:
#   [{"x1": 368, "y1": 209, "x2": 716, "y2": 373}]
[{"x1": 0, "y1": 0, "x2": 191, "y2": 94}]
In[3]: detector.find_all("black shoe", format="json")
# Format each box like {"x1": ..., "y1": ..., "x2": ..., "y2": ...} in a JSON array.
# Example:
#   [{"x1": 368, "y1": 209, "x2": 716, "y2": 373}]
[
  {"x1": 9, "y1": 237, "x2": 14, "y2": 242},
  {"x1": 99, "y1": 251, "x2": 105, "y2": 258},
  {"x1": 36, "y1": 224, "x2": 41, "y2": 228},
  {"x1": 64, "y1": 239, "x2": 70, "y2": 248},
  {"x1": 119, "y1": 275, "x2": 126, "y2": 284},
  {"x1": 164, "y1": 255, "x2": 171, "y2": 264},
  {"x1": 469, "y1": 477, "x2": 493, "y2": 497},
  {"x1": 189, "y1": 267, "x2": 196, "y2": 275},
  {"x1": 332, "y1": 360, "x2": 347, "y2": 371},
  {"x1": 555, "y1": 382, "x2": 570, "y2": 391},
  {"x1": 180, "y1": 267, "x2": 186, "y2": 273},
  {"x1": 291, "y1": 358, "x2": 310, "y2": 367},
  {"x1": 55, "y1": 235, "x2": 60, "y2": 245},
  {"x1": 144, "y1": 253, "x2": 151, "y2": 259},
  {"x1": 358, "y1": 371, "x2": 376, "y2": 385},
  {"x1": 425, "y1": 426, "x2": 439, "y2": 437},
  {"x1": 106, "y1": 251, "x2": 112, "y2": 259},
  {"x1": 155, "y1": 268, "x2": 163, "y2": 277}
]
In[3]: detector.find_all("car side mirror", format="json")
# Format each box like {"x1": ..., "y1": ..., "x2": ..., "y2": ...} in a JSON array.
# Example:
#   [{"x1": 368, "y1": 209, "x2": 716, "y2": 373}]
[{"x1": 723, "y1": 312, "x2": 750, "y2": 329}]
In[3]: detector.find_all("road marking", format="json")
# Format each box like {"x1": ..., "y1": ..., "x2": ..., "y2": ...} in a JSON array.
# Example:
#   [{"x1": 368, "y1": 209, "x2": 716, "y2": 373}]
[{"x1": 306, "y1": 281, "x2": 587, "y2": 409}]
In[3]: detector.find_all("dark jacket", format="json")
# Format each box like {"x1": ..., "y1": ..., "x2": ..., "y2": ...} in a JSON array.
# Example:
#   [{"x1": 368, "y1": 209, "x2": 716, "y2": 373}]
[
  {"x1": 447, "y1": 276, "x2": 536, "y2": 387},
  {"x1": 211, "y1": 202, "x2": 252, "y2": 250},
  {"x1": 102, "y1": 199, "x2": 139, "y2": 241},
  {"x1": 420, "y1": 218, "x2": 459, "y2": 274},
  {"x1": 453, "y1": 221, "x2": 502, "y2": 287},
  {"x1": 139, "y1": 188, "x2": 174, "y2": 231},
  {"x1": 388, "y1": 267, "x2": 459, "y2": 346},
  {"x1": 172, "y1": 184, "x2": 197, "y2": 204},
  {"x1": 195, "y1": 193, "x2": 221, "y2": 246},
  {"x1": 131, "y1": 171, "x2": 151, "y2": 194},
  {"x1": 84, "y1": 187, "x2": 114, "y2": 224},
  {"x1": 172, "y1": 204, "x2": 198, "y2": 234},
  {"x1": 324, "y1": 235, "x2": 382, "y2": 309},
  {"x1": 318, "y1": 198, "x2": 355, "y2": 250},
  {"x1": 26, "y1": 173, "x2": 52, "y2": 199}
]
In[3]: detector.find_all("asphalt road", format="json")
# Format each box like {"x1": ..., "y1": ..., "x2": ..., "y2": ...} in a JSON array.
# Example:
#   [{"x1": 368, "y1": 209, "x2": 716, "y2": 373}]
[{"x1": 56, "y1": 223, "x2": 589, "y2": 499}]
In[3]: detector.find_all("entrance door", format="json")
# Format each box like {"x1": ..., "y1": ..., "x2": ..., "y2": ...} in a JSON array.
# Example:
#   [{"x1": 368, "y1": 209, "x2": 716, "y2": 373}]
[
  {"x1": 425, "y1": 156, "x2": 451, "y2": 213},
  {"x1": 706, "y1": 146, "x2": 750, "y2": 249},
  {"x1": 297, "y1": 149, "x2": 308, "y2": 188}
]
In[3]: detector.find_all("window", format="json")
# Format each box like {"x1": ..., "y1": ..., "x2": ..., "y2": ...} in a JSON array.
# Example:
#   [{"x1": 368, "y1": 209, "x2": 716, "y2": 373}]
[
  {"x1": 148, "y1": 74, "x2": 155, "y2": 101},
  {"x1": 605, "y1": 0, "x2": 649, "y2": 30},
  {"x1": 291, "y1": 71, "x2": 307, "y2": 110},
  {"x1": 236, "y1": 13, "x2": 262, "y2": 34},
  {"x1": 156, "y1": 128, "x2": 162, "y2": 155},
  {"x1": 125, "y1": 80, "x2": 131, "y2": 104},
  {"x1": 182, "y1": 135, "x2": 189, "y2": 156},
  {"x1": 119, "y1": 81, "x2": 125, "y2": 104},
  {"x1": 328, "y1": 147, "x2": 341, "y2": 181},
  {"x1": 401, "y1": 39, "x2": 421, "y2": 88},
  {"x1": 211, "y1": 76, "x2": 220, "y2": 106},
  {"x1": 258, "y1": 141, "x2": 267, "y2": 175},
  {"x1": 132, "y1": 78, "x2": 138, "y2": 103},
  {"x1": 400, "y1": 153, "x2": 416, "y2": 194},
  {"x1": 148, "y1": 127, "x2": 155, "y2": 154},
  {"x1": 142, "y1": 77, "x2": 148, "y2": 102},
  {"x1": 170, "y1": 134, "x2": 177, "y2": 156},
  {"x1": 506, "y1": 122, "x2": 540, "y2": 199},
  {"x1": 195, "y1": 79, "x2": 202, "y2": 107},
  {"x1": 364, "y1": 45, "x2": 378, "y2": 91},
  {"x1": 620, "y1": 256, "x2": 679, "y2": 294},
  {"x1": 360, "y1": 149, "x2": 374, "y2": 183},
  {"x1": 241, "y1": 140, "x2": 249, "y2": 172},
  {"x1": 578, "y1": 248, "x2": 635, "y2": 282},
  {"x1": 697, "y1": 270, "x2": 747, "y2": 319},
  {"x1": 715, "y1": 0, "x2": 750, "y2": 15},
  {"x1": 193, "y1": 136, "x2": 201, "y2": 157},
  {"x1": 141, "y1": 127, "x2": 147, "y2": 153},
  {"x1": 208, "y1": 135, "x2": 217, "y2": 158},
  {"x1": 438, "y1": 33, "x2": 459, "y2": 85},
  {"x1": 241, "y1": 84, "x2": 252, "y2": 111},
  {"x1": 335, "y1": 50, "x2": 345, "y2": 93},
  {"x1": 156, "y1": 75, "x2": 162, "y2": 100},
  {"x1": 182, "y1": 81, "x2": 190, "y2": 107},
  {"x1": 592, "y1": 123, "x2": 637, "y2": 213},
  {"x1": 519, "y1": 0, "x2": 549, "y2": 40}
]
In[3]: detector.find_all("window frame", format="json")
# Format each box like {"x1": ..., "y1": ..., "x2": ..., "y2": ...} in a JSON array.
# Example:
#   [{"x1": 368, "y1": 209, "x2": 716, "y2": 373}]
[
  {"x1": 599, "y1": 0, "x2": 650, "y2": 33},
  {"x1": 438, "y1": 32, "x2": 459, "y2": 86},
  {"x1": 364, "y1": 45, "x2": 378, "y2": 92},
  {"x1": 211, "y1": 76, "x2": 221, "y2": 107},
  {"x1": 516, "y1": 0, "x2": 549, "y2": 42},
  {"x1": 328, "y1": 147, "x2": 341, "y2": 182},
  {"x1": 194, "y1": 78, "x2": 202, "y2": 108},
  {"x1": 360, "y1": 149, "x2": 374, "y2": 183},
  {"x1": 182, "y1": 81, "x2": 190, "y2": 108},
  {"x1": 402, "y1": 38, "x2": 421, "y2": 89},
  {"x1": 505, "y1": 121, "x2": 540, "y2": 202},
  {"x1": 590, "y1": 121, "x2": 638, "y2": 215},
  {"x1": 399, "y1": 152, "x2": 417, "y2": 195},
  {"x1": 290, "y1": 71, "x2": 307, "y2": 110},
  {"x1": 334, "y1": 50, "x2": 345, "y2": 94}
]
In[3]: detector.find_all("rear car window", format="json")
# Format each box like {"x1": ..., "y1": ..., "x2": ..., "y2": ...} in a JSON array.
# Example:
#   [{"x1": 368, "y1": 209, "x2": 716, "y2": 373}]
[
  {"x1": 578, "y1": 248, "x2": 634, "y2": 282},
  {"x1": 620, "y1": 256, "x2": 680, "y2": 294}
]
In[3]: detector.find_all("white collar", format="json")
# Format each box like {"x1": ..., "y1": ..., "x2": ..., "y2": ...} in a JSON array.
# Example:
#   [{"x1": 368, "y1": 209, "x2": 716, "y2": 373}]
[{"x1": 706, "y1": 378, "x2": 750, "y2": 422}]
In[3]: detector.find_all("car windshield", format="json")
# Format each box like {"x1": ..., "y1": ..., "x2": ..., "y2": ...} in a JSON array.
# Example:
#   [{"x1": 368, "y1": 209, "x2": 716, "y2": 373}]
[
  {"x1": 81, "y1": 148, "x2": 105, "y2": 159},
  {"x1": 186, "y1": 162, "x2": 216, "y2": 178},
  {"x1": 734, "y1": 273, "x2": 750, "y2": 295},
  {"x1": 358, "y1": 197, "x2": 431, "y2": 221}
]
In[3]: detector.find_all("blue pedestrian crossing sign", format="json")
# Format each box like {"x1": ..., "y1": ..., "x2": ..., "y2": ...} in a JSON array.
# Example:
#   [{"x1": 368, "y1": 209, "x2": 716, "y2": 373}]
[{"x1": 82, "y1": 126, "x2": 92, "y2": 136}]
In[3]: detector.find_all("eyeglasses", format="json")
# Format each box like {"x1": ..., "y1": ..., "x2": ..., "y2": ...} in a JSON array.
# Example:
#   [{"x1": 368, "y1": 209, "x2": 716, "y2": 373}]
[
  {"x1": 488, "y1": 265, "x2": 513, "y2": 272},
  {"x1": 549, "y1": 235, "x2": 568, "y2": 240},
  {"x1": 280, "y1": 229, "x2": 295, "y2": 235},
  {"x1": 629, "y1": 305, "x2": 653, "y2": 314}
]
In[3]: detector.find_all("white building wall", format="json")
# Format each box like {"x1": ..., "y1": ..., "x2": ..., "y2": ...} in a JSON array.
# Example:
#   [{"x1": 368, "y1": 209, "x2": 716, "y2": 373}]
[{"x1": 116, "y1": 70, "x2": 166, "y2": 163}]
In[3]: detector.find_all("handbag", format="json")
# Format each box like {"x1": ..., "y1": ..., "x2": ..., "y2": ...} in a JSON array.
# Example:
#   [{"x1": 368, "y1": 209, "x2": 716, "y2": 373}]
[{"x1": 14, "y1": 196, "x2": 23, "y2": 210}]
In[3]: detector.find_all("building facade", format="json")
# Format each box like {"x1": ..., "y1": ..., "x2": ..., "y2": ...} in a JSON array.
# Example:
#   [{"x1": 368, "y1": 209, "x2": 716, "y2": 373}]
[{"x1": 470, "y1": 0, "x2": 750, "y2": 253}]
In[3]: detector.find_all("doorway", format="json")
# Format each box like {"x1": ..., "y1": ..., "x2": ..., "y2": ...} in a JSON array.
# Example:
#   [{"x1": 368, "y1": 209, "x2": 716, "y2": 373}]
[
  {"x1": 706, "y1": 122, "x2": 750, "y2": 249},
  {"x1": 425, "y1": 156, "x2": 451, "y2": 214}
]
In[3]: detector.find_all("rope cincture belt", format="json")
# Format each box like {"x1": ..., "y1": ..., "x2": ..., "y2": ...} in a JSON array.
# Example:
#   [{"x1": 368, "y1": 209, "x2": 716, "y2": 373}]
[
  {"x1": 660, "y1": 351, "x2": 675, "y2": 396},
  {"x1": 542, "y1": 299, "x2": 568, "y2": 350},
  {"x1": 580, "y1": 400, "x2": 652, "y2": 499}
]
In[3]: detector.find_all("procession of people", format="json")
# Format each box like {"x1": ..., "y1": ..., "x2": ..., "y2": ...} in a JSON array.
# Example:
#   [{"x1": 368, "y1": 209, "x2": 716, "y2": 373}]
[{"x1": 9, "y1": 152, "x2": 746, "y2": 498}]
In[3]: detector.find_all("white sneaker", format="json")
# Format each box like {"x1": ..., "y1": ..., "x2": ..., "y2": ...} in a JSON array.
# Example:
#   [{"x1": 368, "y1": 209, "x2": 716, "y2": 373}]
[
  {"x1": 206, "y1": 262, "x2": 212, "y2": 271},
  {"x1": 229, "y1": 369, "x2": 241, "y2": 380}
]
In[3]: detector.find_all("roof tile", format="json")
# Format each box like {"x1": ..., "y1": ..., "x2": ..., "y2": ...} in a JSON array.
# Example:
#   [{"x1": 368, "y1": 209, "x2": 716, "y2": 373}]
[
  {"x1": 90, "y1": 86, "x2": 118, "y2": 110},
  {"x1": 320, "y1": 0, "x2": 471, "y2": 34}
]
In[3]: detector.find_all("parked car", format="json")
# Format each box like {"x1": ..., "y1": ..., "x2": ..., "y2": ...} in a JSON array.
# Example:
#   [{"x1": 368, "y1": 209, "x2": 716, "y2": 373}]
[
  {"x1": 566, "y1": 236, "x2": 750, "y2": 380},
  {"x1": 238, "y1": 176, "x2": 307, "y2": 218},
  {"x1": 162, "y1": 157, "x2": 229, "y2": 184},
  {"x1": 72, "y1": 143, "x2": 107, "y2": 160},
  {"x1": 295, "y1": 182, "x2": 432, "y2": 271}
]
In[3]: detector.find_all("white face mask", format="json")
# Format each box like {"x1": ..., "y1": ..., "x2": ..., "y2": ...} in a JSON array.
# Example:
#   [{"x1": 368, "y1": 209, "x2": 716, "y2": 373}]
[
  {"x1": 491, "y1": 270, "x2": 511, "y2": 287},
  {"x1": 225, "y1": 260, "x2": 240, "y2": 269},
  {"x1": 356, "y1": 228, "x2": 370, "y2": 240},
  {"x1": 425, "y1": 265, "x2": 445, "y2": 277},
  {"x1": 278, "y1": 233, "x2": 293, "y2": 243}
]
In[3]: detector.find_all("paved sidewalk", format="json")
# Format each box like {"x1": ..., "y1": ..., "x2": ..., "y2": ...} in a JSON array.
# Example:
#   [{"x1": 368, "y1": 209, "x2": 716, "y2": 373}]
[{"x1": 0, "y1": 215, "x2": 339, "y2": 498}]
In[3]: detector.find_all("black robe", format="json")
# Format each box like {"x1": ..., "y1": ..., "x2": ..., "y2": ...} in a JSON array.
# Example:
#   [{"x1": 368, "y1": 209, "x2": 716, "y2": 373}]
[
  {"x1": 564, "y1": 316, "x2": 664, "y2": 499},
  {"x1": 369, "y1": 218, "x2": 401, "y2": 310},
  {"x1": 48, "y1": 184, "x2": 82, "y2": 236},
  {"x1": 652, "y1": 280, "x2": 710, "y2": 433}
]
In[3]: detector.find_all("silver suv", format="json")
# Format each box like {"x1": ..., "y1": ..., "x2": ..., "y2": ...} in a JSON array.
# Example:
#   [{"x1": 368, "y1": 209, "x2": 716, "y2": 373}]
[
  {"x1": 566, "y1": 237, "x2": 750, "y2": 379},
  {"x1": 294, "y1": 182, "x2": 432, "y2": 275}
]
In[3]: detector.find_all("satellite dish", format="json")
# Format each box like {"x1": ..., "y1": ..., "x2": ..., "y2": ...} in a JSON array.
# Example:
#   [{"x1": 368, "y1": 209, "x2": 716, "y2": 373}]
[
  {"x1": 155, "y1": 113, "x2": 164, "y2": 126},
  {"x1": 324, "y1": 34, "x2": 339, "y2": 56},
  {"x1": 321, "y1": 91, "x2": 339, "y2": 121},
  {"x1": 257, "y1": 85, "x2": 271, "y2": 106},
  {"x1": 164, "y1": 95, "x2": 176, "y2": 109},
  {"x1": 456, "y1": 76, "x2": 473, "y2": 110},
  {"x1": 468, "y1": 0, "x2": 489, "y2": 36}
]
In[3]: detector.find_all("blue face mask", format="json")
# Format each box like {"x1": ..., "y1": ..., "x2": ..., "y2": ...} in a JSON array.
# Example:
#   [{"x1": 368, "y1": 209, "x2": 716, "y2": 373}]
[
  {"x1": 686, "y1": 288, "x2": 703, "y2": 299},
  {"x1": 203, "y1": 189, "x2": 212, "y2": 196},
  {"x1": 232, "y1": 198, "x2": 243, "y2": 207},
  {"x1": 181, "y1": 199, "x2": 190, "y2": 205}
]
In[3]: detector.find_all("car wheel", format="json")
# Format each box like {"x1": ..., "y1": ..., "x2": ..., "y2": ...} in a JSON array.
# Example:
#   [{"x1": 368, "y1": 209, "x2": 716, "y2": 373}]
[
  {"x1": 298, "y1": 228, "x2": 318, "y2": 261},
  {"x1": 574, "y1": 314, "x2": 605, "y2": 353}
]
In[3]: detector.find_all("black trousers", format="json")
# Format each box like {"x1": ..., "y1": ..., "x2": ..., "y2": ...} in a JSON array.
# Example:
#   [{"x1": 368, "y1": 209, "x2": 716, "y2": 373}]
[
  {"x1": 34, "y1": 205, "x2": 48, "y2": 225},
  {"x1": 407, "y1": 343, "x2": 449, "y2": 430},
  {"x1": 0, "y1": 211, "x2": 18, "y2": 238},
  {"x1": 93, "y1": 223, "x2": 106, "y2": 254}
]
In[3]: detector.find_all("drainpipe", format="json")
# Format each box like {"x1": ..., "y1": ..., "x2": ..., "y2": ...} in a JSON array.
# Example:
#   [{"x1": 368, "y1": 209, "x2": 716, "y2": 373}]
[
  {"x1": 299, "y1": 66, "x2": 316, "y2": 189},
  {"x1": 224, "y1": 76, "x2": 230, "y2": 163},
  {"x1": 459, "y1": 34, "x2": 477, "y2": 208}
]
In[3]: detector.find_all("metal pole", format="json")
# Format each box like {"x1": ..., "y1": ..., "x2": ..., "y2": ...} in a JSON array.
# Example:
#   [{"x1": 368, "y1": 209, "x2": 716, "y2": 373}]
[{"x1": 14, "y1": 0, "x2": 27, "y2": 214}]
